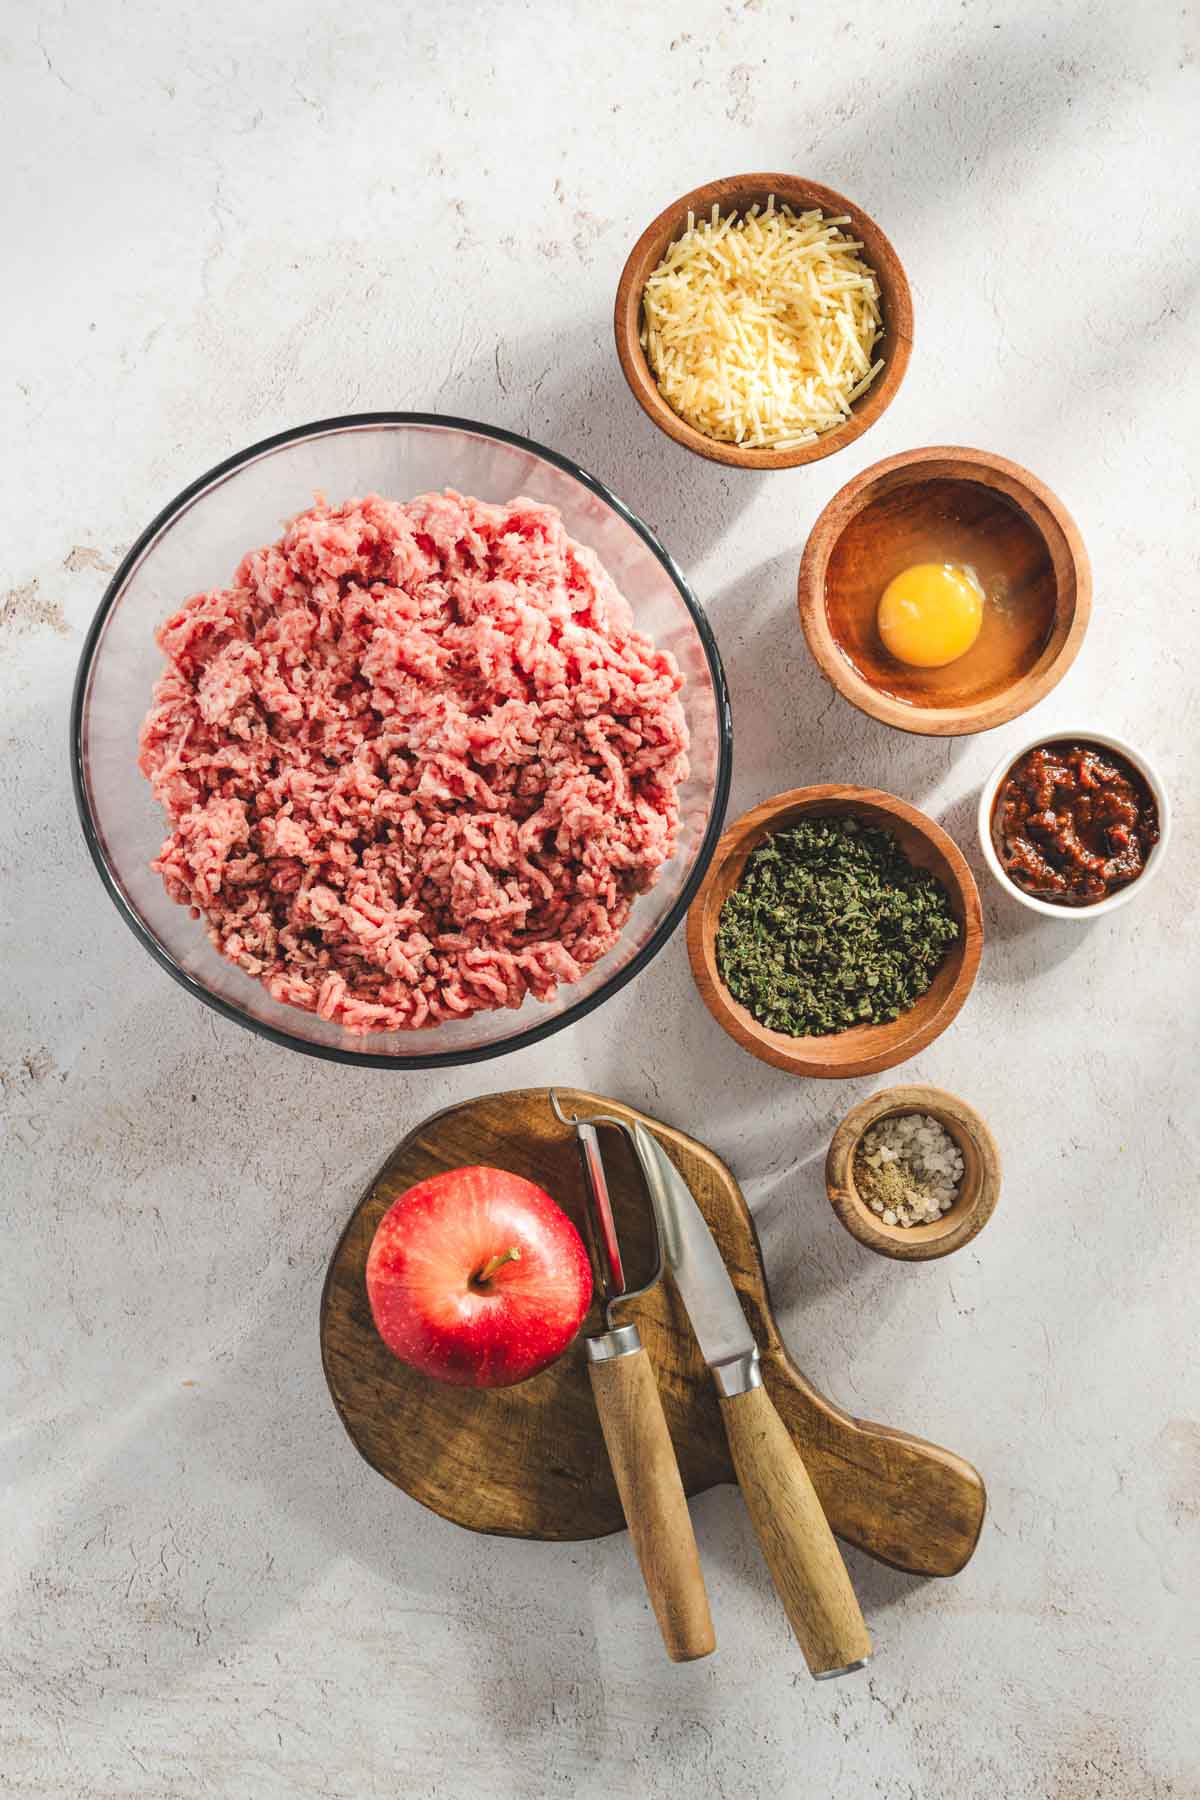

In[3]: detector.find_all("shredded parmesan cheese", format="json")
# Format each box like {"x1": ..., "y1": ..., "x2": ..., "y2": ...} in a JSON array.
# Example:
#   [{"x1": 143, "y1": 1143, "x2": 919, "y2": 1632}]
[{"x1": 640, "y1": 199, "x2": 885, "y2": 450}]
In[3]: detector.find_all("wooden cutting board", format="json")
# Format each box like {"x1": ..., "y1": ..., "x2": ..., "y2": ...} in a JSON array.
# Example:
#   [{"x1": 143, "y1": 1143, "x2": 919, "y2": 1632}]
[{"x1": 320, "y1": 1088, "x2": 986, "y2": 1575}]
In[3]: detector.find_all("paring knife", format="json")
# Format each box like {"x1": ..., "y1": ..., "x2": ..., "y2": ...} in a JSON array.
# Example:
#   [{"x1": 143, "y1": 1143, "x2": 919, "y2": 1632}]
[{"x1": 628, "y1": 1119, "x2": 872, "y2": 1679}]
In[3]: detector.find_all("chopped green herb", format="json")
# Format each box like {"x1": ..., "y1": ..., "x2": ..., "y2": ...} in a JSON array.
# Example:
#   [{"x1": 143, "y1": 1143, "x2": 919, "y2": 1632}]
[{"x1": 715, "y1": 814, "x2": 959, "y2": 1038}]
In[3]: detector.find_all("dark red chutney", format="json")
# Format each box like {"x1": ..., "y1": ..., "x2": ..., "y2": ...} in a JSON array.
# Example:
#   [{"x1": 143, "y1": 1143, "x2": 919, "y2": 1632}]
[{"x1": 991, "y1": 740, "x2": 1159, "y2": 906}]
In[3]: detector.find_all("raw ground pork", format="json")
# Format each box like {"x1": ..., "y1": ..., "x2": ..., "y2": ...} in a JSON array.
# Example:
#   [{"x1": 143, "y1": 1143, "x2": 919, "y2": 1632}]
[{"x1": 138, "y1": 491, "x2": 689, "y2": 1033}]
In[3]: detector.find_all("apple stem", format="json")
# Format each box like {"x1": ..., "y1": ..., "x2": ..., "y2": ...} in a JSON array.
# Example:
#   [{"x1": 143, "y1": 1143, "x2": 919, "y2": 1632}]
[{"x1": 474, "y1": 1246, "x2": 522, "y2": 1286}]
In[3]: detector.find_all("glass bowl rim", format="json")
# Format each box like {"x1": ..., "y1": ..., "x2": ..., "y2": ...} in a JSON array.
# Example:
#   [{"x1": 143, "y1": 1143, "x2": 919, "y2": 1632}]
[{"x1": 70, "y1": 409, "x2": 734, "y2": 1069}]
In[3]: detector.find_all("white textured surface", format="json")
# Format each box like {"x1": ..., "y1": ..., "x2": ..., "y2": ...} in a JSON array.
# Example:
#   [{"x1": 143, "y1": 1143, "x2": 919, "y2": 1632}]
[{"x1": 4, "y1": 1, "x2": 1199, "y2": 1793}]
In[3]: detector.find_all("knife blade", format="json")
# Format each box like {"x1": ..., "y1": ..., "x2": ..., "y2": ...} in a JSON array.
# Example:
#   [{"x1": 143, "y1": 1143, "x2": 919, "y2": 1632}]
[
  {"x1": 629, "y1": 1120, "x2": 872, "y2": 1680},
  {"x1": 630, "y1": 1121, "x2": 759, "y2": 1381}
]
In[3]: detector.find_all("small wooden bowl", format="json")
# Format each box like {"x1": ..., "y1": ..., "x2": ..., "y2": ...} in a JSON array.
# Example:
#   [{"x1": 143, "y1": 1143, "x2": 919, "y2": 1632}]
[
  {"x1": 826, "y1": 1085, "x2": 1001, "y2": 1261},
  {"x1": 614, "y1": 174, "x2": 912, "y2": 470},
  {"x1": 685, "y1": 786, "x2": 982, "y2": 1079},
  {"x1": 798, "y1": 446, "x2": 1091, "y2": 735}
]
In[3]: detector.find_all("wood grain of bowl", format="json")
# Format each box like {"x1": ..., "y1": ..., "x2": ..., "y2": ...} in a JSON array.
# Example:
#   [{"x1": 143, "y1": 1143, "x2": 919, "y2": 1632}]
[
  {"x1": 798, "y1": 446, "x2": 1091, "y2": 735},
  {"x1": 825, "y1": 1085, "x2": 1001, "y2": 1261},
  {"x1": 685, "y1": 786, "x2": 982, "y2": 1079},
  {"x1": 614, "y1": 174, "x2": 912, "y2": 470}
]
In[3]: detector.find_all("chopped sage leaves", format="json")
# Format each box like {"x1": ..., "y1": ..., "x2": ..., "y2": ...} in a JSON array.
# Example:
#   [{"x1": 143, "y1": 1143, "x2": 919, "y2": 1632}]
[{"x1": 715, "y1": 814, "x2": 959, "y2": 1038}]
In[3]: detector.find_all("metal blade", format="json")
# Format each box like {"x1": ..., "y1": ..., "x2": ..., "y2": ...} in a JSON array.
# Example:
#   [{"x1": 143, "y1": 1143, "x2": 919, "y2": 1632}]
[
  {"x1": 575, "y1": 1121, "x2": 626, "y2": 1297},
  {"x1": 629, "y1": 1121, "x2": 756, "y2": 1370}
]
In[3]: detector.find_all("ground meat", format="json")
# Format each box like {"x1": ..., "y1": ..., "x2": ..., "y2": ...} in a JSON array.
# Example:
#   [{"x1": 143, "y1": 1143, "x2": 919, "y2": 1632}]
[{"x1": 138, "y1": 491, "x2": 689, "y2": 1033}]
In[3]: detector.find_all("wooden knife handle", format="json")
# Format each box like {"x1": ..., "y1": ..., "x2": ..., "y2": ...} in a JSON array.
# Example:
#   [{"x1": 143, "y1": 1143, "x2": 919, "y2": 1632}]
[
  {"x1": 720, "y1": 1382, "x2": 871, "y2": 1678},
  {"x1": 588, "y1": 1345, "x2": 716, "y2": 1663}
]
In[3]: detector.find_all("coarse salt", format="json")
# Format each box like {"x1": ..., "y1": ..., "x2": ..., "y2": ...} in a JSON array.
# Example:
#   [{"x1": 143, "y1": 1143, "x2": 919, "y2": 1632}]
[{"x1": 854, "y1": 1113, "x2": 964, "y2": 1228}]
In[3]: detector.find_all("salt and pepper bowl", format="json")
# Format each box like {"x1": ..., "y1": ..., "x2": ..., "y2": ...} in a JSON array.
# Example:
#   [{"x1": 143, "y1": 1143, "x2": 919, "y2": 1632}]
[
  {"x1": 614, "y1": 173, "x2": 912, "y2": 470},
  {"x1": 825, "y1": 1085, "x2": 1000, "y2": 1262}
]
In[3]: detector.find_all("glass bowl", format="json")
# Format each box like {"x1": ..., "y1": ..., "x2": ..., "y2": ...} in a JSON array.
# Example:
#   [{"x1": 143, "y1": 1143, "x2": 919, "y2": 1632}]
[{"x1": 72, "y1": 414, "x2": 732, "y2": 1068}]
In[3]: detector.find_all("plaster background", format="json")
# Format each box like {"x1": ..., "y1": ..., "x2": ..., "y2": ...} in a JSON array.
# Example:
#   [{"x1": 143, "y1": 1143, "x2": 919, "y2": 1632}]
[{"x1": 3, "y1": 2, "x2": 1198, "y2": 1794}]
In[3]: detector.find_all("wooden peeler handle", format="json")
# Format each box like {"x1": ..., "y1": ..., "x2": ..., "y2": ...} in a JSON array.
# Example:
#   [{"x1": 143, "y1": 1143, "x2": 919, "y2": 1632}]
[
  {"x1": 720, "y1": 1380, "x2": 870, "y2": 1678},
  {"x1": 588, "y1": 1328, "x2": 715, "y2": 1663}
]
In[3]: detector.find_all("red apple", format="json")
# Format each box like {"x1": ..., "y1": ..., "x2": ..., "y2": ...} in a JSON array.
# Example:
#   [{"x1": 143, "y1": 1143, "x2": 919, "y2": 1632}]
[{"x1": 365, "y1": 1165, "x2": 593, "y2": 1388}]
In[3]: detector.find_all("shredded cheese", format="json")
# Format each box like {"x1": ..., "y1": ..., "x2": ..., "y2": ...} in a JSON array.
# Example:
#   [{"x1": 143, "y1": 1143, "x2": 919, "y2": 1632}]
[{"x1": 640, "y1": 199, "x2": 884, "y2": 450}]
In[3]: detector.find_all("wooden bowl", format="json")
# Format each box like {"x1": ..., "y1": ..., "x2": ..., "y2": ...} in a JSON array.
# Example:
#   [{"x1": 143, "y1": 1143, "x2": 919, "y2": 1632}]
[
  {"x1": 685, "y1": 786, "x2": 982, "y2": 1079},
  {"x1": 798, "y1": 446, "x2": 1091, "y2": 735},
  {"x1": 614, "y1": 174, "x2": 913, "y2": 470},
  {"x1": 826, "y1": 1085, "x2": 1001, "y2": 1261}
]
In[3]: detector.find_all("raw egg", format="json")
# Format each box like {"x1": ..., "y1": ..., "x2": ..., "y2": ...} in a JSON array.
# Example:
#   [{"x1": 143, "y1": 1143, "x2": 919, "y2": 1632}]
[{"x1": 876, "y1": 563, "x2": 985, "y2": 669}]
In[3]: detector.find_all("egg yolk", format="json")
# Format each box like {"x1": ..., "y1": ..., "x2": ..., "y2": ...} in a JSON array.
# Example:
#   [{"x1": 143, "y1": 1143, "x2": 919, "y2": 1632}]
[{"x1": 876, "y1": 563, "x2": 984, "y2": 669}]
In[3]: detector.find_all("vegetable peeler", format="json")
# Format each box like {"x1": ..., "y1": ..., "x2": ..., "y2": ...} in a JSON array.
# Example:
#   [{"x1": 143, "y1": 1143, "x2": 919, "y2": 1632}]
[{"x1": 550, "y1": 1091, "x2": 715, "y2": 1663}]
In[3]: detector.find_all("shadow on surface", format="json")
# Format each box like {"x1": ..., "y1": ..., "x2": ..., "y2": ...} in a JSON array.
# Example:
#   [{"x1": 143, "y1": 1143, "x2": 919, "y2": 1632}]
[
  {"x1": 424, "y1": 316, "x2": 763, "y2": 576},
  {"x1": 711, "y1": 552, "x2": 975, "y2": 817}
]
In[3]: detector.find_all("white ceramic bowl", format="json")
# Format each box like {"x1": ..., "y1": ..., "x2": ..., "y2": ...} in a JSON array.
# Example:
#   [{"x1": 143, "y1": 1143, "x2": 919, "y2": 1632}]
[{"x1": 977, "y1": 728, "x2": 1170, "y2": 920}]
